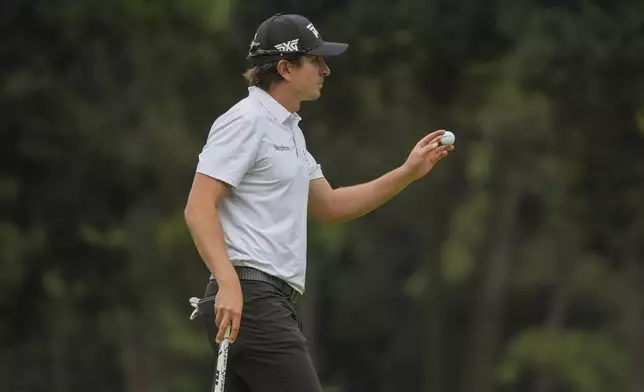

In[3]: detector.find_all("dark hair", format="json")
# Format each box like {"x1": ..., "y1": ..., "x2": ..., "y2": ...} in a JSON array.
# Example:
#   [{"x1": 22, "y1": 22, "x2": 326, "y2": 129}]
[{"x1": 242, "y1": 56, "x2": 304, "y2": 91}]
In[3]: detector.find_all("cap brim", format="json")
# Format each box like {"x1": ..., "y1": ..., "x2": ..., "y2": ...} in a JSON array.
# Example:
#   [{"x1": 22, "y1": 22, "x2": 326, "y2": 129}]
[{"x1": 307, "y1": 42, "x2": 349, "y2": 57}]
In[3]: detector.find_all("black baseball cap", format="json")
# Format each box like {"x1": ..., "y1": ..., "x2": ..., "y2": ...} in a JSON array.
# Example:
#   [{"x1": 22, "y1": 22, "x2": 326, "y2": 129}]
[{"x1": 247, "y1": 14, "x2": 349, "y2": 65}]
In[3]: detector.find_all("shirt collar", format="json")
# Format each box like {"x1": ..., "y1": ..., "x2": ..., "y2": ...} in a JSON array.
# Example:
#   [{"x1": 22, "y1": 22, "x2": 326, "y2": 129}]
[{"x1": 248, "y1": 86, "x2": 301, "y2": 125}]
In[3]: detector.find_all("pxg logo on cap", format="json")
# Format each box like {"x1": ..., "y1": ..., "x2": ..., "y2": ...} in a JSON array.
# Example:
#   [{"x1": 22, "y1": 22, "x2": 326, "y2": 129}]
[{"x1": 247, "y1": 14, "x2": 349, "y2": 65}]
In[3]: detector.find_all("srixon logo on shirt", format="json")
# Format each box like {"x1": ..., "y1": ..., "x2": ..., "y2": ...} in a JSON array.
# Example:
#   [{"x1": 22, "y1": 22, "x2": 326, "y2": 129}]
[{"x1": 273, "y1": 144, "x2": 291, "y2": 152}]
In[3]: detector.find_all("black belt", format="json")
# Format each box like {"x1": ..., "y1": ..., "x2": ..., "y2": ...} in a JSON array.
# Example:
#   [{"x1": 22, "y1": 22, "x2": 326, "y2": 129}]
[{"x1": 234, "y1": 266, "x2": 301, "y2": 304}]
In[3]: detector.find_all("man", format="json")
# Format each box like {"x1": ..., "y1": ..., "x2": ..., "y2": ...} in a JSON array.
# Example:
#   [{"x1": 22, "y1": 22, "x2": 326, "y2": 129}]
[{"x1": 184, "y1": 13, "x2": 454, "y2": 392}]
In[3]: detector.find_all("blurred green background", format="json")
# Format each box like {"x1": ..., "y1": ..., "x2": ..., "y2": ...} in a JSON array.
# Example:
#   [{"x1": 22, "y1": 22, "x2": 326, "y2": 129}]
[{"x1": 2, "y1": 0, "x2": 644, "y2": 391}]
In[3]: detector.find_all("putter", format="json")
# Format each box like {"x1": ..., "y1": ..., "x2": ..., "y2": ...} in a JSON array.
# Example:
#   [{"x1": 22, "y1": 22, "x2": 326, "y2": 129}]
[
  {"x1": 213, "y1": 325, "x2": 231, "y2": 392},
  {"x1": 189, "y1": 297, "x2": 232, "y2": 392}
]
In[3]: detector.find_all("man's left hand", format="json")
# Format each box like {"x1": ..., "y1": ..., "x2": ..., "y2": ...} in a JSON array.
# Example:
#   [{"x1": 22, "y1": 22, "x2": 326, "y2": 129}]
[{"x1": 402, "y1": 129, "x2": 454, "y2": 181}]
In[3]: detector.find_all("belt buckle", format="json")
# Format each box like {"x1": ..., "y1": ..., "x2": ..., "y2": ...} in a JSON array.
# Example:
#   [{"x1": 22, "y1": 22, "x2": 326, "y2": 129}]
[{"x1": 289, "y1": 289, "x2": 300, "y2": 304}]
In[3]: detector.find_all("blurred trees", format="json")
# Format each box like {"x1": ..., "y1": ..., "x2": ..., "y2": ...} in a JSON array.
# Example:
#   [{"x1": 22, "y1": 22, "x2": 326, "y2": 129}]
[{"x1": 2, "y1": 0, "x2": 643, "y2": 391}]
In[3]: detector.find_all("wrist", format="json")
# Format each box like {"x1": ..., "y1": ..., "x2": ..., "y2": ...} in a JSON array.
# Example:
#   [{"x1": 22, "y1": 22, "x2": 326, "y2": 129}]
[
  {"x1": 396, "y1": 164, "x2": 416, "y2": 185},
  {"x1": 214, "y1": 264, "x2": 240, "y2": 287}
]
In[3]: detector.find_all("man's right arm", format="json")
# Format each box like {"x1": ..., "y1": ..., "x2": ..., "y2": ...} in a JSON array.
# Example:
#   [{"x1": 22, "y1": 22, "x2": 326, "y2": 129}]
[
  {"x1": 186, "y1": 111, "x2": 261, "y2": 344},
  {"x1": 184, "y1": 172, "x2": 242, "y2": 344}
]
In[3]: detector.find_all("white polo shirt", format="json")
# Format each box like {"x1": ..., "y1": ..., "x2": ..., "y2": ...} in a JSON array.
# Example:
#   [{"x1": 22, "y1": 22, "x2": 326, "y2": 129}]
[{"x1": 195, "y1": 86, "x2": 323, "y2": 294}]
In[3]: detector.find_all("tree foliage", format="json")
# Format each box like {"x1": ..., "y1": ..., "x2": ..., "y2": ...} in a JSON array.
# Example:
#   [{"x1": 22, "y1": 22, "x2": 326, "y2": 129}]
[{"x1": 2, "y1": 0, "x2": 643, "y2": 391}]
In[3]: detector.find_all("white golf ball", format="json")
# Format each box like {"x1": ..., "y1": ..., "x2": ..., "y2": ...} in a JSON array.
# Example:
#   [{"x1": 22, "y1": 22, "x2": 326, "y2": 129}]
[{"x1": 440, "y1": 131, "x2": 455, "y2": 146}]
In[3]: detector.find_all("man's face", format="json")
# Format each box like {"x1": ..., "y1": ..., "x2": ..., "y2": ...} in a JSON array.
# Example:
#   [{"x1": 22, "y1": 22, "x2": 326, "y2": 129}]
[{"x1": 285, "y1": 56, "x2": 330, "y2": 101}]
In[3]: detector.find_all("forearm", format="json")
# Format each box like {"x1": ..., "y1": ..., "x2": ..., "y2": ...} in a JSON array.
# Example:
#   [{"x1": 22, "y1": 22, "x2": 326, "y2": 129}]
[
  {"x1": 330, "y1": 166, "x2": 413, "y2": 223},
  {"x1": 185, "y1": 207, "x2": 238, "y2": 284}
]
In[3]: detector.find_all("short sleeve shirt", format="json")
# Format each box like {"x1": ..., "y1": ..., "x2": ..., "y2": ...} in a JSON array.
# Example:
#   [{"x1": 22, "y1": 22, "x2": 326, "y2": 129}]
[{"x1": 195, "y1": 86, "x2": 323, "y2": 294}]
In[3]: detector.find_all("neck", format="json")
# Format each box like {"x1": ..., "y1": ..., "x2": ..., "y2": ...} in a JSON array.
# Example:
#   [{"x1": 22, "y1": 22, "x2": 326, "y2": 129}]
[{"x1": 266, "y1": 84, "x2": 301, "y2": 113}]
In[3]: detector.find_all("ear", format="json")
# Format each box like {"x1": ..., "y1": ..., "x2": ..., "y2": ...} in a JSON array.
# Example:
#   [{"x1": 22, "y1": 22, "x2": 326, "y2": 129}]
[{"x1": 276, "y1": 59, "x2": 293, "y2": 81}]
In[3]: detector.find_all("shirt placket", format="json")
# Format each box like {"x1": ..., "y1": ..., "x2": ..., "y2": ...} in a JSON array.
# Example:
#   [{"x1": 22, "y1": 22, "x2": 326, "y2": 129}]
[{"x1": 286, "y1": 117, "x2": 301, "y2": 159}]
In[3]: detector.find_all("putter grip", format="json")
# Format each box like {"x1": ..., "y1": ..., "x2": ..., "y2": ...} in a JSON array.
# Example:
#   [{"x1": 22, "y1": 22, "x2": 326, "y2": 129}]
[{"x1": 214, "y1": 325, "x2": 231, "y2": 392}]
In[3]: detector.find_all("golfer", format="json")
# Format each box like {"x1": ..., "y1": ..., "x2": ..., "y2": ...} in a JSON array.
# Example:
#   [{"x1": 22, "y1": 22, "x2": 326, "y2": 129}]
[{"x1": 184, "y1": 13, "x2": 454, "y2": 392}]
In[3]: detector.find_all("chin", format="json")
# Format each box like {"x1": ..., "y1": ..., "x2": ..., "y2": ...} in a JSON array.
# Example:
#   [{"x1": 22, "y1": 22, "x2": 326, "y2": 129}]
[{"x1": 302, "y1": 91, "x2": 321, "y2": 102}]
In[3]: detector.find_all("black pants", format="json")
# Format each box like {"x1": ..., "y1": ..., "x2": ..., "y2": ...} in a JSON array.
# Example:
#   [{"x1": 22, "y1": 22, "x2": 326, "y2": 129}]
[{"x1": 202, "y1": 279, "x2": 323, "y2": 392}]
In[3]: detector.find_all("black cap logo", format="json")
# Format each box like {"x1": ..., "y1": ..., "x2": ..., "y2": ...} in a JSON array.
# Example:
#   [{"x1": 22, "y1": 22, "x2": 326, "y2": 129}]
[
  {"x1": 274, "y1": 39, "x2": 299, "y2": 52},
  {"x1": 306, "y1": 23, "x2": 319, "y2": 38}
]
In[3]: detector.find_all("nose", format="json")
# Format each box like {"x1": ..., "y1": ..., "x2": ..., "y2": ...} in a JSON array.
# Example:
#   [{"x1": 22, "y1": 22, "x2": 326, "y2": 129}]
[{"x1": 319, "y1": 58, "x2": 330, "y2": 76}]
